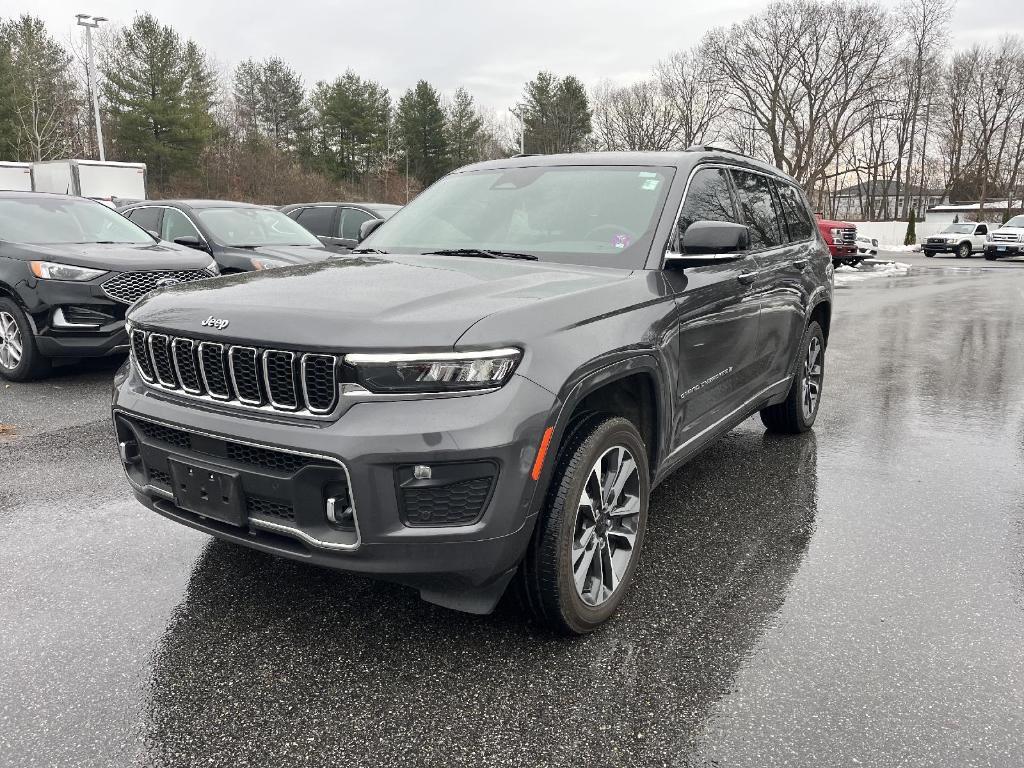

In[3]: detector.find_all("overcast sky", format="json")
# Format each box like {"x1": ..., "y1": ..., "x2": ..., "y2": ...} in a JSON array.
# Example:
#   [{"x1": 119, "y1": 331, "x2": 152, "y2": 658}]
[{"x1": 20, "y1": 0, "x2": 1019, "y2": 114}]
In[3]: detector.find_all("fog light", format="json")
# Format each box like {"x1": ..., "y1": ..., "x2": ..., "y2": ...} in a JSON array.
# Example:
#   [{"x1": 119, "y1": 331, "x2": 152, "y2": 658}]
[
  {"x1": 413, "y1": 465, "x2": 432, "y2": 480},
  {"x1": 326, "y1": 496, "x2": 354, "y2": 526}
]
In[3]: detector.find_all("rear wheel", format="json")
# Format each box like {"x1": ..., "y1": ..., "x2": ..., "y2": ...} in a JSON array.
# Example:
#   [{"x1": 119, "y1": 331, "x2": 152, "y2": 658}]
[
  {"x1": 760, "y1": 321, "x2": 824, "y2": 434},
  {"x1": 0, "y1": 298, "x2": 49, "y2": 382},
  {"x1": 518, "y1": 416, "x2": 649, "y2": 634}
]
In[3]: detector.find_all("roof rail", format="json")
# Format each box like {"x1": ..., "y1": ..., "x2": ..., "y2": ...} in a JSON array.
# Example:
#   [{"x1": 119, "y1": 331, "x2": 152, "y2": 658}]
[
  {"x1": 683, "y1": 144, "x2": 746, "y2": 156},
  {"x1": 511, "y1": 153, "x2": 543, "y2": 158}
]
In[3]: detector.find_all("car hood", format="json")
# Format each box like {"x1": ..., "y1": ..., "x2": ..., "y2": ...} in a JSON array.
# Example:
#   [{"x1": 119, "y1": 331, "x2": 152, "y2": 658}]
[
  {"x1": 129, "y1": 254, "x2": 634, "y2": 350},
  {"x1": 0, "y1": 240, "x2": 213, "y2": 271},
  {"x1": 992, "y1": 226, "x2": 1024, "y2": 236},
  {"x1": 218, "y1": 244, "x2": 331, "y2": 265}
]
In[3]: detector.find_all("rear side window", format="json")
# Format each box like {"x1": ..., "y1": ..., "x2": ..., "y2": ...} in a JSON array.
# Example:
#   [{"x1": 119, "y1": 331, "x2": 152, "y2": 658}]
[
  {"x1": 731, "y1": 170, "x2": 784, "y2": 249},
  {"x1": 127, "y1": 206, "x2": 162, "y2": 234},
  {"x1": 776, "y1": 183, "x2": 815, "y2": 242},
  {"x1": 339, "y1": 208, "x2": 375, "y2": 241},
  {"x1": 295, "y1": 206, "x2": 334, "y2": 237},
  {"x1": 676, "y1": 168, "x2": 738, "y2": 241}
]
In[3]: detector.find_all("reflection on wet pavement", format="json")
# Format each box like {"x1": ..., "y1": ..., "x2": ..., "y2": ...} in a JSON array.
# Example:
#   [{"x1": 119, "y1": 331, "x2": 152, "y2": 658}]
[{"x1": 1, "y1": 269, "x2": 1023, "y2": 767}]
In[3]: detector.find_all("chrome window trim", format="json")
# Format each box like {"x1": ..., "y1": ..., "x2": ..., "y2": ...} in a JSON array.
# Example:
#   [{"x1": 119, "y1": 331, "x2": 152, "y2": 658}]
[
  {"x1": 228, "y1": 346, "x2": 263, "y2": 406},
  {"x1": 664, "y1": 162, "x2": 815, "y2": 266},
  {"x1": 112, "y1": 409, "x2": 360, "y2": 552},
  {"x1": 147, "y1": 333, "x2": 178, "y2": 389},
  {"x1": 300, "y1": 352, "x2": 339, "y2": 414},
  {"x1": 262, "y1": 349, "x2": 299, "y2": 411},
  {"x1": 171, "y1": 338, "x2": 202, "y2": 395},
  {"x1": 197, "y1": 341, "x2": 231, "y2": 401}
]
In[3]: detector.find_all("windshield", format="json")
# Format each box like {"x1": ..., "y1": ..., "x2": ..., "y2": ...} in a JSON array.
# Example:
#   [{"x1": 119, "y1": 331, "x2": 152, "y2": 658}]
[
  {"x1": 941, "y1": 223, "x2": 976, "y2": 234},
  {"x1": 196, "y1": 207, "x2": 322, "y2": 247},
  {"x1": 362, "y1": 165, "x2": 674, "y2": 268},
  {"x1": 1004, "y1": 215, "x2": 1024, "y2": 228},
  {"x1": 0, "y1": 196, "x2": 154, "y2": 245}
]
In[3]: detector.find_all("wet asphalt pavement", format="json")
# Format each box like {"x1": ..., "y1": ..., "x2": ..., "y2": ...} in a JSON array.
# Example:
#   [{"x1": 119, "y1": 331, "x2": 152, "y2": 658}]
[{"x1": 3, "y1": 264, "x2": 1024, "y2": 767}]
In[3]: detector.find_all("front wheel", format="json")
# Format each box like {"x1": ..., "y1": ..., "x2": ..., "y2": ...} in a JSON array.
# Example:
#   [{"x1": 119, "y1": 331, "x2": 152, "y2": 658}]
[
  {"x1": 957, "y1": 243, "x2": 971, "y2": 259},
  {"x1": 518, "y1": 416, "x2": 650, "y2": 634},
  {"x1": 985, "y1": 253, "x2": 998, "y2": 261},
  {"x1": 760, "y1": 321, "x2": 825, "y2": 434},
  {"x1": 0, "y1": 298, "x2": 49, "y2": 382}
]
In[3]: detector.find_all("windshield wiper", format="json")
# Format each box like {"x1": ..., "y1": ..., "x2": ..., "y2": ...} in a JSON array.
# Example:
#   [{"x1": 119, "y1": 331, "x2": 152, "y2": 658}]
[
  {"x1": 422, "y1": 248, "x2": 538, "y2": 261},
  {"x1": 351, "y1": 247, "x2": 388, "y2": 254}
]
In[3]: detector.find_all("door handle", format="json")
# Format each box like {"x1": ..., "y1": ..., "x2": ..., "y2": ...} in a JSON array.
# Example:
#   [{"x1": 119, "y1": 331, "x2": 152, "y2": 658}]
[
  {"x1": 737, "y1": 272, "x2": 757, "y2": 285},
  {"x1": 792, "y1": 259, "x2": 808, "y2": 270}
]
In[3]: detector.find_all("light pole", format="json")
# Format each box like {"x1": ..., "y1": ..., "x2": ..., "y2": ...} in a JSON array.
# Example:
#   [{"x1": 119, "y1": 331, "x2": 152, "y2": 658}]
[
  {"x1": 509, "y1": 107, "x2": 524, "y2": 154},
  {"x1": 76, "y1": 13, "x2": 107, "y2": 161}
]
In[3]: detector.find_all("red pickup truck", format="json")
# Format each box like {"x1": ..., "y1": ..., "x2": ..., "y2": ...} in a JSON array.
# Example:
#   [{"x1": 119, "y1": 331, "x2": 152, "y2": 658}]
[{"x1": 815, "y1": 214, "x2": 860, "y2": 266}]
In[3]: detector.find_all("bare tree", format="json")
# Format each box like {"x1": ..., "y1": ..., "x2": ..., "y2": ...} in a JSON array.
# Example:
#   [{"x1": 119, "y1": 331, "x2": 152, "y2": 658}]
[
  {"x1": 654, "y1": 48, "x2": 726, "y2": 147},
  {"x1": 591, "y1": 79, "x2": 681, "y2": 151}
]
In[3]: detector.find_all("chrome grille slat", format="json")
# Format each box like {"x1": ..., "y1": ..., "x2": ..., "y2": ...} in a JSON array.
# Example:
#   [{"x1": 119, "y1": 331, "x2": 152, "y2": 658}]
[{"x1": 129, "y1": 329, "x2": 339, "y2": 417}]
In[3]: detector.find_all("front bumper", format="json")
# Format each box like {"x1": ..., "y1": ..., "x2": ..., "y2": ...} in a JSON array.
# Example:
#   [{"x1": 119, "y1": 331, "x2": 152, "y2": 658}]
[
  {"x1": 17, "y1": 275, "x2": 129, "y2": 358},
  {"x1": 828, "y1": 244, "x2": 858, "y2": 262},
  {"x1": 985, "y1": 243, "x2": 1023, "y2": 256},
  {"x1": 111, "y1": 364, "x2": 558, "y2": 612},
  {"x1": 923, "y1": 242, "x2": 970, "y2": 255}
]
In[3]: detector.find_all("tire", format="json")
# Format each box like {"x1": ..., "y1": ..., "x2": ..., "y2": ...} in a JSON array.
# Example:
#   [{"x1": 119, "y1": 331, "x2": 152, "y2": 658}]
[
  {"x1": 760, "y1": 320, "x2": 824, "y2": 434},
  {"x1": 0, "y1": 297, "x2": 50, "y2": 382},
  {"x1": 957, "y1": 242, "x2": 970, "y2": 259},
  {"x1": 518, "y1": 416, "x2": 650, "y2": 634},
  {"x1": 985, "y1": 253, "x2": 998, "y2": 261},
  {"x1": 924, "y1": 252, "x2": 934, "y2": 258}
]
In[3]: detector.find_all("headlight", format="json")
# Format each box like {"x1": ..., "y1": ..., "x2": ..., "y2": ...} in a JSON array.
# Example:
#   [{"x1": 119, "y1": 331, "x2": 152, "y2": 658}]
[
  {"x1": 206, "y1": 262, "x2": 220, "y2": 276},
  {"x1": 829, "y1": 227, "x2": 844, "y2": 242},
  {"x1": 250, "y1": 257, "x2": 289, "y2": 271},
  {"x1": 947, "y1": 237, "x2": 958, "y2": 243},
  {"x1": 346, "y1": 348, "x2": 521, "y2": 394},
  {"x1": 30, "y1": 261, "x2": 107, "y2": 281}
]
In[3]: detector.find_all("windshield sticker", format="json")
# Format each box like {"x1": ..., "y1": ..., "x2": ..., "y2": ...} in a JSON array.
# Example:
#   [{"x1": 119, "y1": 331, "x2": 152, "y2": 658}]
[
  {"x1": 613, "y1": 234, "x2": 631, "y2": 249},
  {"x1": 641, "y1": 178, "x2": 660, "y2": 191},
  {"x1": 638, "y1": 171, "x2": 659, "y2": 178}
]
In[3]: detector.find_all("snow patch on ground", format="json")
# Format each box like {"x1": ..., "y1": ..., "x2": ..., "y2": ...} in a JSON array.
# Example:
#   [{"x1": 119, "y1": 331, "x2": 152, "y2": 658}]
[{"x1": 834, "y1": 260, "x2": 912, "y2": 285}]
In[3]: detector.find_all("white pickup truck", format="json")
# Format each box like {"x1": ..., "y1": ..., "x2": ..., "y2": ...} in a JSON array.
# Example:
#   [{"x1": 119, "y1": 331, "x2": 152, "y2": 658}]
[
  {"x1": 922, "y1": 222, "x2": 990, "y2": 258},
  {"x1": 984, "y1": 215, "x2": 1024, "y2": 260}
]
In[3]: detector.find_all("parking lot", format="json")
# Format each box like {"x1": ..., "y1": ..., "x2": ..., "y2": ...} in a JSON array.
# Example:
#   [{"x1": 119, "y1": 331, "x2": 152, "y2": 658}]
[{"x1": 2, "y1": 261, "x2": 1024, "y2": 767}]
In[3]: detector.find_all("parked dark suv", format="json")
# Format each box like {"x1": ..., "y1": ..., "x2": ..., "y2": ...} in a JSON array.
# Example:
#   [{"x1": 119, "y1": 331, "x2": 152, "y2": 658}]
[
  {"x1": 0, "y1": 192, "x2": 216, "y2": 381},
  {"x1": 112, "y1": 149, "x2": 833, "y2": 633}
]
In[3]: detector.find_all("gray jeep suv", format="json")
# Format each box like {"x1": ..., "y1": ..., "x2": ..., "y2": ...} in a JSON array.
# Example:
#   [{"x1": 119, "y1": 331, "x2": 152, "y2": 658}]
[{"x1": 112, "y1": 149, "x2": 833, "y2": 633}]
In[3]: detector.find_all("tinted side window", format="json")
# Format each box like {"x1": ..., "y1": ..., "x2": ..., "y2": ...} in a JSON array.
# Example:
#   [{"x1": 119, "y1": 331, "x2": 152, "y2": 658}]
[
  {"x1": 976, "y1": 224, "x2": 987, "y2": 235},
  {"x1": 127, "y1": 206, "x2": 162, "y2": 234},
  {"x1": 295, "y1": 206, "x2": 334, "y2": 237},
  {"x1": 676, "y1": 167, "x2": 738, "y2": 246},
  {"x1": 776, "y1": 183, "x2": 815, "y2": 241},
  {"x1": 340, "y1": 208, "x2": 374, "y2": 241},
  {"x1": 162, "y1": 208, "x2": 201, "y2": 242},
  {"x1": 732, "y1": 171, "x2": 784, "y2": 249}
]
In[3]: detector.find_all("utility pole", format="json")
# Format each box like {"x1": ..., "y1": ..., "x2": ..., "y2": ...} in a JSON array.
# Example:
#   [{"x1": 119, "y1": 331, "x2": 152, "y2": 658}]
[
  {"x1": 76, "y1": 14, "x2": 107, "y2": 161},
  {"x1": 509, "y1": 108, "x2": 524, "y2": 154}
]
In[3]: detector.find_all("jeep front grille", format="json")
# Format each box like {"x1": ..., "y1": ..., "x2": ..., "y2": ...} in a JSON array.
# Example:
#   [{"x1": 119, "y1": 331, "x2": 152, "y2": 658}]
[
  {"x1": 102, "y1": 270, "x2": 212, "y2": 304},
  {"x1": 129, "y1": 328, "x2": 340, "y2": 416}
]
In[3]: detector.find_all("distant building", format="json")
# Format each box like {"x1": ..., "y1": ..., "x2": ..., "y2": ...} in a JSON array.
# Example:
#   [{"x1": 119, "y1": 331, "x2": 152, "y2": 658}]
[
  {"x1": 925, "y1": 200, "x2": 1024, "y2": 228},
  {"x1": 831, "y1": 181, "x2": 946, "y2": 221}
]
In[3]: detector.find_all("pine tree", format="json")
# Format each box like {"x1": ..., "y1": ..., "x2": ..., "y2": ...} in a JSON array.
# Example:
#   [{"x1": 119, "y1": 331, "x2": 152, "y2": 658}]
[
  {"x1": 233, "y1": 59, "x2": 262, "y2": 145},
  {"x1": 904, "y1": 208, "x2": 917, "y2": 246},
  {"x1": 445, "y1": 87, "x2": 483, "y2": 170},
  {"x1": 519, "y1": 71, "x2": 592, "y2": 154},
  {"x1": 309, "y1": 70, "x2": 391, "y2": 185},
  {"x1": 102, "y1": 13, "x2": 216, "y2": 189},
  {"x1": 0, "y1": 14, "x2": 79, "y2": 161},
  {"x1": 396, "y1": 80, "x2": 448, "y2": 187},
  {"x1": 259, "y1": 58, "x2": 307, "y2": 152}
]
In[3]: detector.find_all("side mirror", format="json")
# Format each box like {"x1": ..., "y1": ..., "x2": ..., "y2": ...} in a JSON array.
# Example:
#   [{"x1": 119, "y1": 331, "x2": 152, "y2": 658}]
[
  {"x1": 174, "y1": 235, "x2": 208, "y2": 252},
  {"x1": 146, "y1": 229, "x2": 160, "y2": 240},
  {"x1": 665, "y1": 221, "x2": 750, "y2": 268},
  {"x1": 358, "y1": 218, "x2": 385, "y2": 243}
]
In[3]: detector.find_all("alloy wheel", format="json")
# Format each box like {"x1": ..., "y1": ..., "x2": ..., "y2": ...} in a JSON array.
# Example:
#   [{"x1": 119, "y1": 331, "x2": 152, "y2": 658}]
[
  {"x1": 801, "y1": 335, "x2": 823, "y2": 421},
  {"x1": 0, "y1": 311, "x2": 23, "y2": 371},
  {"x1": 571, "y1": 445, "x2": 641, "y2": 607}
]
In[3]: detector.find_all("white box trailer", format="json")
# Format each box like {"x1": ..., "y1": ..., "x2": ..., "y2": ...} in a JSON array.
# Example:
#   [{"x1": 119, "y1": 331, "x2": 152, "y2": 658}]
[
  {"x1": 0, "y1": 161, "x2": 33, "y2": 192},
  {"x1": 31, "y1": 159, "x2": 147, "y2": 206}
]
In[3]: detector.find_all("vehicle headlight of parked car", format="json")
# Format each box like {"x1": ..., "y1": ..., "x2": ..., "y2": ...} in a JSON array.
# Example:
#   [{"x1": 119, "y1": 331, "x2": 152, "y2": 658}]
[
  {"x1": 346, "y1": 349, "x2": 522, "y2": 394},
  {"x1": 30, "y1": 260, "x2": 108, "y2": 281},
  {"x1": 249, "y1": 256, "x2": 290, "y2": 271}
]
